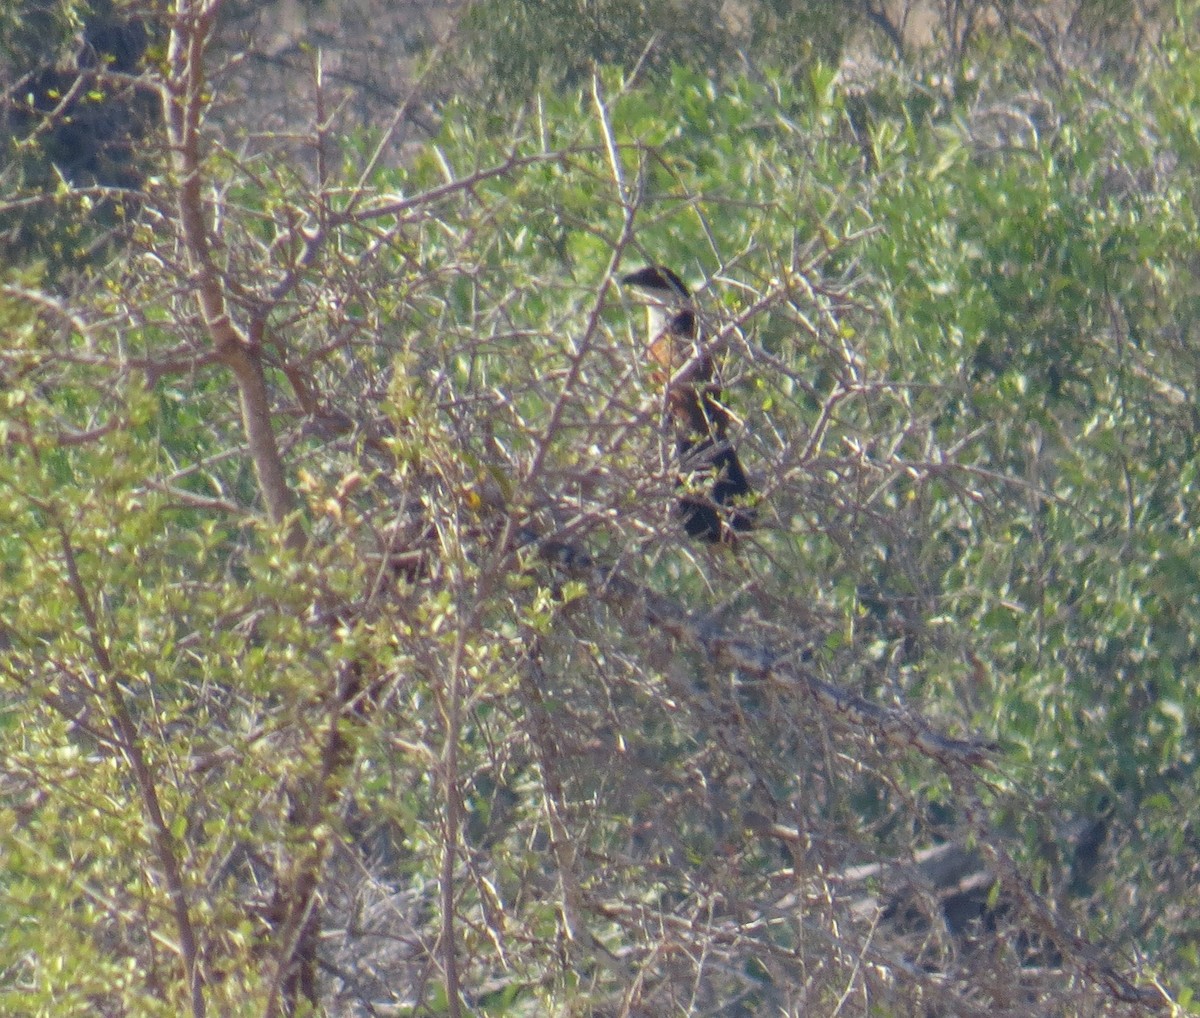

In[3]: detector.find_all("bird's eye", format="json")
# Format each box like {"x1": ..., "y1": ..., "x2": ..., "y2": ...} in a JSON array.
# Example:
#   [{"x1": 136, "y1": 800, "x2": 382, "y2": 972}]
[{"x1": 672, "y1": 310, "x2": 696, "y2": 336}]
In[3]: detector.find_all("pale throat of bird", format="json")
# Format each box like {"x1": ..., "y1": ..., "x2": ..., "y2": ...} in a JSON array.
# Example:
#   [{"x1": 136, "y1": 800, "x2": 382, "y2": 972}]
[
  {"x1": 644, "y1": 298, "x2": 705, "y2": 376},
  {"x1": 645, "y1": 302, "x2": 673, "y2": 344}
]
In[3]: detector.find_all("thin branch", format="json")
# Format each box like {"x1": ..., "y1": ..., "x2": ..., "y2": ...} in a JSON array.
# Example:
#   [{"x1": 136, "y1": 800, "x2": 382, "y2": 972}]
[
  {"x1": 54, "y1": 520, "x2": 205, "y2": 1018},
  {"x1": 536, "y1": 536, "x2": 994, "y2": 769},
  {"x1": 165, "y1": 0, "x2": 298, "y2": 537}
]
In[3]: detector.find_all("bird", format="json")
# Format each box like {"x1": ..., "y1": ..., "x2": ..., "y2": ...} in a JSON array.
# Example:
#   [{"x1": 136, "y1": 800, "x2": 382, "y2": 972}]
[{"x1": 621, "y1": 265, "x2": 755, "y2": 543}]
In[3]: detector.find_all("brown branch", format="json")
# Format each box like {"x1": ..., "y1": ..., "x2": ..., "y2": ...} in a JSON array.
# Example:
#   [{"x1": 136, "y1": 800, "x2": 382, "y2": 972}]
[
  {"x1": 54, "y1": 520, "x2": 206, "y2": 1018},
  {"x1": 537, "y1": 537, "x2": 994, "y2": 769},
  {"x1": 347, "y1": 149, "x2": 571, "y2": 226},
  {"x1": 165, "y1": 0, "x2": 298, "y2": 537},
  {"x1": 954, "y1": 774, "x2": 1170, "y2": 1011},
  {"x1": 3, "y1": 418, "x2": 122, "y2": 449},
  {"x1": 533, "y1": 530, "x2": 1170, "y2": 1010},
  {"x1": 437, "y1": 637, "x2": 466, "y2": 1018},
  {"x1": 140, "y1": 480, "x2": 250, "y2": 516}
]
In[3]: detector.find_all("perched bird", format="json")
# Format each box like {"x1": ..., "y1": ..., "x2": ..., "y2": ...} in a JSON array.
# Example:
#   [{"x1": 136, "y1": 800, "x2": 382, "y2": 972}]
[{"x1": 622, "y1": 265, "x2": 755, "y2": 543}]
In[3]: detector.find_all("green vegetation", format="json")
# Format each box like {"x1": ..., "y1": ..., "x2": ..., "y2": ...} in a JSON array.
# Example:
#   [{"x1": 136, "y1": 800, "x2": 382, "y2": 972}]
[{"x1": 1, "y1": 1, "x2": 1197, "y2": 1014}]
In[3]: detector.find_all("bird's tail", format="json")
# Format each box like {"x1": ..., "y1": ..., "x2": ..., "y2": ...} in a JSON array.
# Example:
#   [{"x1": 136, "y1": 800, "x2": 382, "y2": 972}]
[{"x1": 676, "y1": 438, "x2": 755, "y2": 544}]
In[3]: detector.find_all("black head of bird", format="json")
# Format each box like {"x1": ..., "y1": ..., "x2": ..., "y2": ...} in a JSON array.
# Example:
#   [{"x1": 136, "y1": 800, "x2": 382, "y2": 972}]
[{"x1": 621, "y1": 265, "x2": 703, "y2": 380}]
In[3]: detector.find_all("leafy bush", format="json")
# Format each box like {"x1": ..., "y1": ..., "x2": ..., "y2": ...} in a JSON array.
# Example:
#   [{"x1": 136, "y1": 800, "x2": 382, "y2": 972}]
[{"x1": 2, "y1": 6, "x2": 1199, "y2": 1015}]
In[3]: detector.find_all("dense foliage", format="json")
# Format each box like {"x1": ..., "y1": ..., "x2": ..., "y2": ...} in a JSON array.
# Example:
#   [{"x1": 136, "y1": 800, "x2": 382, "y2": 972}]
[{"x1": 1, "y1": 1, "x2": 1197, "y2": 1015}]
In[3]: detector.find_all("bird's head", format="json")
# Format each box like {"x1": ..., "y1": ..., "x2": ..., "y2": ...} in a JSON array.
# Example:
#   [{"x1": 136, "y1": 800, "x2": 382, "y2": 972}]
[
  {"x1": 621, "y1": 265, "x2": 699, "y2": 374},
  {"x1": 621, "y1": 265, "x2": 691, "y2": 303}
]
